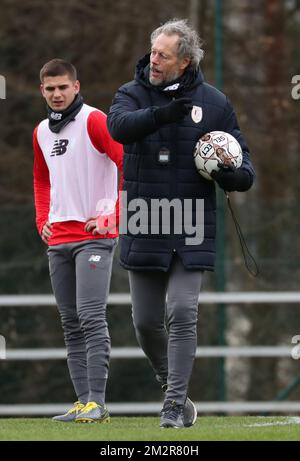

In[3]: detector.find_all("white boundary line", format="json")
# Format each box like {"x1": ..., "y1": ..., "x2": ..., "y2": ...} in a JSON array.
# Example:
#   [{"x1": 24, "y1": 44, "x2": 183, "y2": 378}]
[{"x1": 244, "y1": 417, "x2": 300, "y2": 427}]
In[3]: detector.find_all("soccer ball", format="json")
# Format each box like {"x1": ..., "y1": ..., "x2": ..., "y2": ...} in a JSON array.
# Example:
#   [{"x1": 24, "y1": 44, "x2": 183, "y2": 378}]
[{"x1": 193, "y1": 131, "x2": 243, "y2": 180}]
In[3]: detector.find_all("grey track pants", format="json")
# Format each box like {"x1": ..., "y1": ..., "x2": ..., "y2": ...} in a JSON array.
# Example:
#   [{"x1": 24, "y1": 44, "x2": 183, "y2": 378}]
[
  {"x1": 47, "y1": 238, "x2": 117, "y2": 405},
  {"x1": 129, "y1": 254, "x2": 203, "y2": 405}
]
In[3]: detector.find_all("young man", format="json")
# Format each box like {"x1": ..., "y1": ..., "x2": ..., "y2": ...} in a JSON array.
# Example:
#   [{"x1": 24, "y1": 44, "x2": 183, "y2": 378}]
[
  {"x1": 107, "y1": 19, "x2": 255, "y2": 428},
  {"x1": 33, "y1": 59, "x2": 123, "y2": 423}
]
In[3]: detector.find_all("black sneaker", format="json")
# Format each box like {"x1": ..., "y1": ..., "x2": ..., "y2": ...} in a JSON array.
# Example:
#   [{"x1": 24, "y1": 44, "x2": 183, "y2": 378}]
[
  {"x1": 160, "y1": 400, "x2": 184, "y2": 428},
  {"x1": 161, "y1": 384, "x2": 197, "y2": 427}
]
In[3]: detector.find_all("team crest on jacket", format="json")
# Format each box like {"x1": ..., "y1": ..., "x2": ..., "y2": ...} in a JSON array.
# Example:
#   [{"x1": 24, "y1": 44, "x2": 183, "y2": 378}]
[{"x1": 191, "y1": 106, "x2": 203, "y2": 124}]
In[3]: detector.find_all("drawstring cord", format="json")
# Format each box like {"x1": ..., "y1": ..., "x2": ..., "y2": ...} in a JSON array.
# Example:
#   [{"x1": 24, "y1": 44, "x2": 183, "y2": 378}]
[{"x1": 225, "y1": 192, "x2": 259, "y2": 277}]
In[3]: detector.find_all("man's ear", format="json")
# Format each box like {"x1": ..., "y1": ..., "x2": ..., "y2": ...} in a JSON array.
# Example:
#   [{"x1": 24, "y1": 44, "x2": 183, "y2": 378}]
[
  {"x1": 40, "y1": 83, "x2": 45, "y2": 97},
  {"x1": 180, "y1": 58, "x2": 191, "y2": 72},
  {"x1": 74, "y1": 80, "x2": 80, "y2": 94}
]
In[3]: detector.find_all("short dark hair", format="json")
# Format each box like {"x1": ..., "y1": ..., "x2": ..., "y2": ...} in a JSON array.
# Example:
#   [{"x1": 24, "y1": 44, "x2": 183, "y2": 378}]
[{"x1": 40, "y1": 59, "x2": 77, "y2": 83}]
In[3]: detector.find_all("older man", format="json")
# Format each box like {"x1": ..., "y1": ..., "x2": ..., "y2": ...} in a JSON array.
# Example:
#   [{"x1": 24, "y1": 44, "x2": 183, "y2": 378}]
[{"x1": 108, "y1": 19, "x2": 255, "y2": 428}]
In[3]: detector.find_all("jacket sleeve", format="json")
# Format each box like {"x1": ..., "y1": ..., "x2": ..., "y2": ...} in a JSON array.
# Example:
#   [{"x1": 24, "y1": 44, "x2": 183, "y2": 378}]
[
  {"x1": 33, "y1": 126, "x2": 50, "y2": 234},
  {"x1": 107, "y1": 86, "x2": 159, "y2": 144},
  {"x1": 220, "y1": 98, "x2": 255, "y2": 184}
]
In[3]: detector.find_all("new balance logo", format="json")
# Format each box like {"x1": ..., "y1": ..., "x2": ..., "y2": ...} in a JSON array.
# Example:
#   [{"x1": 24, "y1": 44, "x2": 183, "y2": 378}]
[
  {"x1": 89, "y1": 255, "x2": 101, "y2": 262},
  {"x1": 50, "y1": 112, "x2": 62, "y2": 121},
  {"x1": 50, "y1": 139, "x2": 69, "y2": 156}
]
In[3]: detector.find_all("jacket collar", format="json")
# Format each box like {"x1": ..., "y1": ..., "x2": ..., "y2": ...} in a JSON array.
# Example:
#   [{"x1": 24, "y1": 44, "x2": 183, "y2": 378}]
[{"x1": 134, "y1": 53, "x2": 204, "y2": 94}]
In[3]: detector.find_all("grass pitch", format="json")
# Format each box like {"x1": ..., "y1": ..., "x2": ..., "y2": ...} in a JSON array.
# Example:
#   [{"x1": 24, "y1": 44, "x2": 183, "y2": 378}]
[{"x1": 0, "y1": 416, "x2": 300, "y2": 441}]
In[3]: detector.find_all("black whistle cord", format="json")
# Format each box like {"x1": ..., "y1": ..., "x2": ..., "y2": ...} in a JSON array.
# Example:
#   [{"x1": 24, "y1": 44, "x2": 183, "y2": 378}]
[{"x1": 225, "y1": 192, "x2": 259, "y2": 277}]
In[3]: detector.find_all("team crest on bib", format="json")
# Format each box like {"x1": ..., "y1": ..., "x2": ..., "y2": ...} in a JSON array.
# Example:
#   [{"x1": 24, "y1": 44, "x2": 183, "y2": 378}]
[{"x1": 191, "y1": 106, "x2": 203, "y2": 124}]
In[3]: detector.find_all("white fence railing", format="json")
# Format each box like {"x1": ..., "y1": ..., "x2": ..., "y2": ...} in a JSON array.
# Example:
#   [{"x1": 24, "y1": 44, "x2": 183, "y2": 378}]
[
  {"x1": 0, "y1": 292, "x2": 300, "y2": 415},
  {"x1": 2, "y1": 346, "x2": 295, "y2": 360},
  {"x1": 2, "y1": 291, "x2": 300, "y2": 307},
  {"x1": 1, "y1": 402, "x2": 300, "y2": 416}
]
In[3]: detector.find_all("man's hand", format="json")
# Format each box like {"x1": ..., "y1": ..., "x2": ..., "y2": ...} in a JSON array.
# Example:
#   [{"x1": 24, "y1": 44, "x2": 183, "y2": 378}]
[
  {"x1": 154, "y1": 97, "x2": 193, "y2": 125},
  {"x1": 41, "y1": 221, "x2": 53, "y2": 244},
  {"x1": 85, "y1": 213, "x2": 117, "y2": 235},
  {"x1": 211, "y1": 163, "x2": 252, "y2": 192}
]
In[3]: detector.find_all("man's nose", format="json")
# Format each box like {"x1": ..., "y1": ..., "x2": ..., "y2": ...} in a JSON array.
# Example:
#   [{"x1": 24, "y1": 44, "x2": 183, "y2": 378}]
[
  {"x1": 151, "y1": 53, "x2": 159, "y2": 66},
  {"x1": 53, "y1": 88, "x2": 61, "y2": 98}
]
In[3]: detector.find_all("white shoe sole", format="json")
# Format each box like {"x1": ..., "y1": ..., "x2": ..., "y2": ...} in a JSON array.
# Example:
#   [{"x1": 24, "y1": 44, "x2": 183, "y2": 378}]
[{"x1": 183, "y1": 398, "x2": 197, "y2": 427}]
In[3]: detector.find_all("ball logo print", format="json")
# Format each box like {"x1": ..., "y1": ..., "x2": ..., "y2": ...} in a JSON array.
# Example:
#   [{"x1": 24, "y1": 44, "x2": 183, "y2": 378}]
[{"x1": 193, "y1": 131, "x2": 243, "y2": 180}]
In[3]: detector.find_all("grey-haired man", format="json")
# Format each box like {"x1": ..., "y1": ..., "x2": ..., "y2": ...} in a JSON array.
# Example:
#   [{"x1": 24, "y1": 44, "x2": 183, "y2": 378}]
[{"x1": 108, "y1": 19, "x2": 254, "y2": 428}]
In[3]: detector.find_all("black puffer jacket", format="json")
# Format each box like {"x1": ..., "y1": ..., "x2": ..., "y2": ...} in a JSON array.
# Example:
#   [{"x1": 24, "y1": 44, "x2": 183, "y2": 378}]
[{"x1": 108, "y1": 54, "x2": 255, "y2": 271}]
